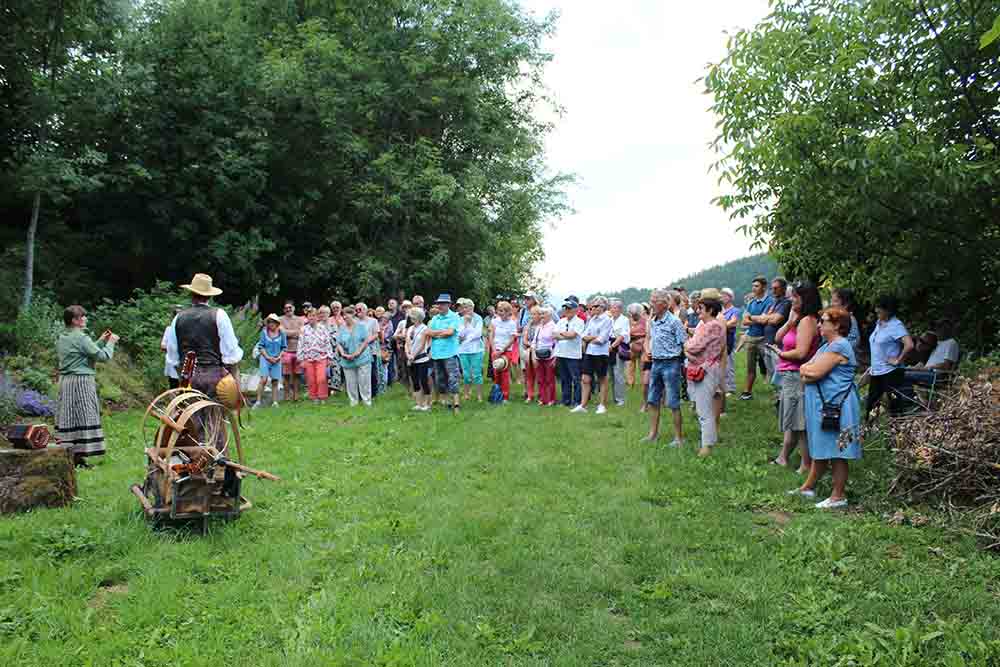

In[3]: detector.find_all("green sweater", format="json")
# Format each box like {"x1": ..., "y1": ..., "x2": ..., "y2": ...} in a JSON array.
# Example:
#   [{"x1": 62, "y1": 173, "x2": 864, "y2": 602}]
[{"x1": 57, "y1": 328, "x2": 116, "y2": 376}]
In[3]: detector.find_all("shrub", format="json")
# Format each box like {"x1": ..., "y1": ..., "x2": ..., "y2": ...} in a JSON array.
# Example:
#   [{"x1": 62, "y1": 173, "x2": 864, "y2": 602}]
[
  {"x1": 18, "y1": 367, "x2": 53, "y2": 395},
  {"x1": 12, "y1": 294, "x2": 63, "y2": 359},
  {"x1": 0, "y1": 378, "x2": 17, "y2": 425}
]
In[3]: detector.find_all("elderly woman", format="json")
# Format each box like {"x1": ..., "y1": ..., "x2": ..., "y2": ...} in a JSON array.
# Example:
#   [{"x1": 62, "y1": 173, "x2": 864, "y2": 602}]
[
  {"x1": 338, "y1": 305, "x2": 374, "y2": 406},
  {"x1": 355, "y1": 303, "x2": 382, "y2": 397},
  {"x1": 56, "y1": 305, "x2": 119, "y2": 466},
  {"x1": 572, "y1": 295, "x2": 613, "y2": 414},
  {"x1": 298, "y1": 307, "x2": 333, "y2": 404},
  {"x1": 530, "y1": 305, "x2": 557, "y2": 405},
  {"x1": 317, "y1": 305, "x2": 343, "y2": 395},
  {"x1": 626, "y1": 303, "x2": 647, "y2": 388},
  {"x1": 770, "y1": 281, "x2": 821, "y2": 472},
  {"x1": 329, "y1": 301, "x2": 346, "y2": 328},
  {"x1": 684, "y1": 296, "x2": 726, "y2": 456},
  {"x1": 608, "y1": 299, "x2": 631, "y2": 407},
  {"x1": 456, "y1": 298, "x2": 485, "y2": 402},
  {"x1": 792, "y1": 307, "x2": 862, "y2": 509},
  {"x1": 489, "y1": 301, "x2": 519, "y2": 402},
  {"x1": 405, "y1": 306, "x2": 432, "y2": 411},
  {"x1": 866, "y1": 295, "x2": 914, "y2": 420},
  {"x1": 522, "y1": 306, "x2": 542, "y2": 403}
]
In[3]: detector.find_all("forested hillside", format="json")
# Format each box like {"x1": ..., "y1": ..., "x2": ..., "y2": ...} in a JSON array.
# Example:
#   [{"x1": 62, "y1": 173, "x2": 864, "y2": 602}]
[
  {"x1": 1, "y1": 0, "x2": 566, "y2": 313},
  {"x1": 599, "y1": 253, "x2": 777, "y2": 305}
]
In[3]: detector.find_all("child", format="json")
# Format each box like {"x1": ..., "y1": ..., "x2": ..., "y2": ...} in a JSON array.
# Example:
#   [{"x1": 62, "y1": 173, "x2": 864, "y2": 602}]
[{"x1": 254, "y1": 313, "x2": 287, "y2": 408}]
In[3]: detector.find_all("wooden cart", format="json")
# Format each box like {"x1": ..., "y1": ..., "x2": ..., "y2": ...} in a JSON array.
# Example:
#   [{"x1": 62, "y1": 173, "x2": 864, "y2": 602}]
[{"x1": 130, "y1": 388, "x2": 277, "y2": 527}]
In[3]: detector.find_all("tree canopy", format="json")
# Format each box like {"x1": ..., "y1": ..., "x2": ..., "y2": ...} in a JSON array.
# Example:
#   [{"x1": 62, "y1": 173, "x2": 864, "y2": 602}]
[
  {"x1": 705, "y1": 0, "x2": 1000, "y2": 349},
  {"x1": 1, "y1": 0, "x2": 567, "y2": 314}
]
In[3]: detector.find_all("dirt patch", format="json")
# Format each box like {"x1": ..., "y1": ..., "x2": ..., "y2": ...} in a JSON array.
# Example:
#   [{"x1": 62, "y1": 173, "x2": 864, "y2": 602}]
[
  {"x1": 752, "y1": 510, "x2": 794, "y2": 534},
  {"x1": 623, "y1": 640, "x2": 642, "y2": 651},
  {"x1": 88, "y1": 583, "x2": 129, "y2": 610}
]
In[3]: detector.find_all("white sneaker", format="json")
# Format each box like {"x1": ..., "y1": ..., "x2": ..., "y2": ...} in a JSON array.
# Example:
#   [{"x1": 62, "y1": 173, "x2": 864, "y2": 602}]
[
  {"x1": 595, "y1": 404, "x2": 607, "y2": 415},
  {"x1": 272, "y1": 401, "x2": 279, "y2": 408},
  {"x1": 251, "y1": 401, "x2": 261, "y2": 410},
  {"x1": 412, "y1": 405, "x2": 423, "y2": 411},
  {"x1": 570, "y1": 405, "x2": 587, "y2": 413},
  {"x1": 668, "y1": 439, "x2": 683, "y2": 448},
  {"x1": 419, "y1": 405, "x2": 431, "y2": 412},
  {"x1": 815, "y1": 497, "x2": 848, "y2": 509},
  {"x1": 349, "y1": 400, "x2": 358, "y2": 407},
  {"x1": 363, "y1": 400, "x2": 373, "y2": 407}
]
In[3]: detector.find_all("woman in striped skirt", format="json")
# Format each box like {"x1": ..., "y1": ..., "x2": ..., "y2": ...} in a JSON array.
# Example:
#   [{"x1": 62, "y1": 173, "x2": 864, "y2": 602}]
[{"x1": 56, "y1": 305, "x2": 118, "y2": 467}]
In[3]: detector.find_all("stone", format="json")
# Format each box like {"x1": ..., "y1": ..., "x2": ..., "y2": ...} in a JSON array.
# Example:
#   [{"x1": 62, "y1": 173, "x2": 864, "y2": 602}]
[{"x1": 0, "y1": 446, "x2": 77, "y2": 514}]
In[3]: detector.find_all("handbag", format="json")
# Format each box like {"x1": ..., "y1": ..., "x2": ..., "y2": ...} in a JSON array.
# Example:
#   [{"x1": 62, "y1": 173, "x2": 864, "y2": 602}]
[
  {"x1": 816, "y1": 382, "x2": 854, "y2": 432},
  {"x1": 617, "y1": 343, "x2": 631, "y2": 361},
  {"x1": 535, "y1": 347, "x2": 553, "y2": 360},
  {"x1": 685, "y1": 364, "x2": 705, "y2": 382}
]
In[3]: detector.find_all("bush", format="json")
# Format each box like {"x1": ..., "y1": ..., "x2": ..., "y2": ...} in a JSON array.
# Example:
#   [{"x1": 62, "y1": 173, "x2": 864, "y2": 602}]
[
  {"x1": 11, "y1": 294, "x2": 63, "y2": 359},
  {"x1": 18, "y1": 367, "x2": 53, "y2": 395},
  {"x1": 0, "y1": 377, "x2": 17, "y2": 425}
]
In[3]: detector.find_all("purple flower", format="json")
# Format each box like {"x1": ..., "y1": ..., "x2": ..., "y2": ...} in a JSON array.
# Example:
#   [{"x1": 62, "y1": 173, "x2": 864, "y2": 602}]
[{"x1": 15, "y1": 389, "x2": 55, "y2": 417}]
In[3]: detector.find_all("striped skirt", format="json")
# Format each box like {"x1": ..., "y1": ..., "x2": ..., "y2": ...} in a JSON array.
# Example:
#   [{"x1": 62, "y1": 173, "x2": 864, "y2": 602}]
[{"x1": 56, "y1": 374, "x2": 106, "y2": 457}]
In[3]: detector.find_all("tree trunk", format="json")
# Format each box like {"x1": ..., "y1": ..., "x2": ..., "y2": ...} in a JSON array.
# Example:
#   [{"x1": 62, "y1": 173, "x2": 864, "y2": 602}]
[
  {"x1": 0, "y1": 445, "x2": 77, "y2": 514},
  {"x1": 22, "y1": 191, "x2": 41, "y2": 310}
]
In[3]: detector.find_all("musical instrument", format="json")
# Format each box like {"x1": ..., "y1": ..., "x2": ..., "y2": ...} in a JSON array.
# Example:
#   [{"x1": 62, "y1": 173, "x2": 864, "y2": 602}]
[{"x1": 4, "y1": 424, "x2": 51, "y2": 450}]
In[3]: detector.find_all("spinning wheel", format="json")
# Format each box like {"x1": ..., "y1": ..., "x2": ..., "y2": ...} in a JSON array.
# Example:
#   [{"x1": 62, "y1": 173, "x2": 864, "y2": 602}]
[{"x1": 140, "y1": 388, "x2": 232, "y2": 459}]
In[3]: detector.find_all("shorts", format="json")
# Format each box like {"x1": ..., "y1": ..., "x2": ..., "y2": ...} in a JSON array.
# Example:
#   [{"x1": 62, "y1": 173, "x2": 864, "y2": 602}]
[
  {"x1": 281, "y1": 351, "x2": 300, "y2": 375},
  {"x1": 259, "y1": 357, "x2": 282, "y2": 380},
  {"x1": 779, "y1": 370, "x2": 806, "y2": 431},
  {"x1": 433, "y1": 356, "x2": 461, "y2": 395},
  {"x1": 583, "y1": 353, "x2": 609, "y2": 379},
  {"x1": 647, "y1": 357, "x2": 682, "y2": 410},
  {"x1": 744, "y1": 336, "x2": 766, "y2": 370},
  {"x1": 642, "y1": 361, "x2": 653, "y2": 372}
]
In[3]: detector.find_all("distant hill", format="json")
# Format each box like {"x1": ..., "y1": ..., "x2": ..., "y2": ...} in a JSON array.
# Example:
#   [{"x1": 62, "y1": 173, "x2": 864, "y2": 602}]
[{"x1": 595, "y1": 253, "x2": 779, "y2": 305}]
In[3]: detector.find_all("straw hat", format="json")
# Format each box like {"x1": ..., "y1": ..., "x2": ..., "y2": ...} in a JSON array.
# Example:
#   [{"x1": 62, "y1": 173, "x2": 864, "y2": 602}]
[
  {"x1": 264, "y1": 313, "x2": 281, "y2": 324},
  {"x1": 700, "y1": 288, "x2": 722, "y2": 302},
  {"x1": 181, "y1": 273, "x2": 223, "y2": 297},
  {"x1": 492, "y1": 356, "x2": 509, "y2": 372}
]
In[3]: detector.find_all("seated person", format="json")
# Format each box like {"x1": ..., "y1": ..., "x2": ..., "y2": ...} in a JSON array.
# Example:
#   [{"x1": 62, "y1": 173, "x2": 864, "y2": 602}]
[
  {"x1": 921, "y1": 322, "x2": 960, "y2": 371},
  {"x1": 906, "y1": 331, "x2": 938, "y2": 366}
]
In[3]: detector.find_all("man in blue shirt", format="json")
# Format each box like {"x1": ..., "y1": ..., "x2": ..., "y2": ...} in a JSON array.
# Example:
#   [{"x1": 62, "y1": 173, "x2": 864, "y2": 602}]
[
  {"x1": 642, "y1": 289, "x2": 688, "y2": 446},
  {"x1": 425, "y1": 293, "x2": 463, "y2": 412},
  {"x1": 740, "y1": 275, "x2": 773, "y2": 400}
]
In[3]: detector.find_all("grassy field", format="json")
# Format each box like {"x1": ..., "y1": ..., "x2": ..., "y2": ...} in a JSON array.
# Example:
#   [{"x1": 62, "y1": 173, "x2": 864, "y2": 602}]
[{"x1": 3, "y1": 366, "x2": 999, "y2": 666}]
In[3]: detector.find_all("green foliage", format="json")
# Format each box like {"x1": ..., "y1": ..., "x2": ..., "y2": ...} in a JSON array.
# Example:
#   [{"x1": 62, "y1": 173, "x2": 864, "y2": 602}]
[
  {"x1": 0, "y1": 392, "x2": 17, "y2": 426},
  {"x1": 706, "y1": 0, "x2": 1000, "y2": 352},
  {"x1": 599, "y1": 253, "x2": 778, "y2": 305},
  {"x1": 8, "y1": 294, "x2": 62, "y2": 359},
  {"x1": 980, "y1": 15, "x2": 1000, "y2": 49},
  {"x1": 1, "y1": 0, "x2": 566, "y2": 312},
  {"x1": 16, "y1": 368, "x2": 52, "y2": 395}
]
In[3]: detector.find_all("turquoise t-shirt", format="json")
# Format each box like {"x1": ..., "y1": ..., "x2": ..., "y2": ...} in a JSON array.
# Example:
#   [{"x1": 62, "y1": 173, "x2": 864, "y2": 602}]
[
  {"x1": 338, "y1": 323, "x2": 373, "y2": 369},
  {"x1": 429, "y1": 310, "x2": 461, "y2": 360}
]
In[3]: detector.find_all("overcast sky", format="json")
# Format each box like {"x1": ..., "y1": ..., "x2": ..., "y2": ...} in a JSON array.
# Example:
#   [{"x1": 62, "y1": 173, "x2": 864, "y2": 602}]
[{"x1": 520, "y1": 0, "x2": 772, "y2": 298}]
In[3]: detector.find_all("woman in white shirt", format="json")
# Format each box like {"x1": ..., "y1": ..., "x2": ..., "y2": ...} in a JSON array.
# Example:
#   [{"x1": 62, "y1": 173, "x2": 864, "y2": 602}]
[
  {"x1": 456, "y1": 298, "x2": 485, "y2": 402},
  {"x1": 489, "y1": 301, "x2": 519, "y2": 402},
  {"x1": 404, "y1": 307, "x2": 432, "y2": 411}
]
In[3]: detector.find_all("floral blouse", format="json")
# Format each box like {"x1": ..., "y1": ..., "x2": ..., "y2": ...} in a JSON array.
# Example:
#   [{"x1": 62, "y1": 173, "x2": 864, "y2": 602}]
[
  {"x1": 684, "y1": 319, "x2": 726, "y2": 367},
  {"x1": 298, "y1": 322, "x2": 332, "y2": 362}
]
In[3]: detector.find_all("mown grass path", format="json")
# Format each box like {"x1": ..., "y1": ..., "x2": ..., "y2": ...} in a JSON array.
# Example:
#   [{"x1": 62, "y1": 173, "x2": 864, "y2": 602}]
[{"x1": 3, "y1": 374, "x2": 999, "y2": 666}]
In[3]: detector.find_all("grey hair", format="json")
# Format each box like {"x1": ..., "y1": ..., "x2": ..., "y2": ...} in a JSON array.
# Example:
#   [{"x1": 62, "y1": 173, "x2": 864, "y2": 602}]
[
  {"x1": 590, "y1": 295, "x2": 609, "y2": 309},
  {"x1": 651, "y1": 288, "x2": 670, "y2": 301},
  {"x1": 409, "y1": 307, "x2": 426, "y2": 323},
  {"x1": 456, "y1": 297, "x2": 475, "y2": 309},
  {"x1": 609, "y1": 298, "x2": 624, "y2": 308},
  {"x1": 356, "y1": 302, "x2": 368, "y2": 313},
  {"x1": 540, "y1": 305, "x2": 555, "y2": 320},
  {"x1": 627, "y1": 302, "x2": 644, "y2": 317}
]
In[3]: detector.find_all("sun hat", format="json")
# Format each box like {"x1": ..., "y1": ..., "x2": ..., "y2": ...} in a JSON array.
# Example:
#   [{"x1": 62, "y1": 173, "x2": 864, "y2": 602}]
[
  {"x1": 492, "y1": 356, "x2": 509, "y2": 372},
  {"x1": 180, "y1": 273, "x2": 223, "y2": 297},
  {"x1": 700, "y1": 288, "x2": 722, "y2": 301},
  {"x1": 434, "y1": 293, "x2": 453, "y2": 304},
  {"x1": 265, "y1": 313, "x2": 281, "y2": 324}
]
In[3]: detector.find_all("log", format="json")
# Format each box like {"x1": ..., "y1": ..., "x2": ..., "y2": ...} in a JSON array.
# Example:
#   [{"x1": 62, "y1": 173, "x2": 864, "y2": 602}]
[{"x1": 0, "y1": 446, "x2": 77, "y2": 514}]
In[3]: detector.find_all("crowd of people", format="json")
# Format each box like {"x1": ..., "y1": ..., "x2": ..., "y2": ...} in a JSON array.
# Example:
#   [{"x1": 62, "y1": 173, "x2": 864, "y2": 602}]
[{"x1": 52, "y1": 271, "x2": 961, "y2": 511}]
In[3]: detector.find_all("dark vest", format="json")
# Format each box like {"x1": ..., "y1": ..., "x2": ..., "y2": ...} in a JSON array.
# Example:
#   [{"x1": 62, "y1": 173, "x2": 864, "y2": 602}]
[{"x1": 176, "y1": 304, "x2": 223, "y2": 368}]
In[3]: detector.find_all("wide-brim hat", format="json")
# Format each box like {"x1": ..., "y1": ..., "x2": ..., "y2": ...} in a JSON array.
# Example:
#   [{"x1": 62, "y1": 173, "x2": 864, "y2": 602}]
[
  {"x1": 265, "y1": 313, "x2": 281, "y2": 324},
  {"x1": 492, "y1": 356, "x2": 509, "y2": 371},
  {"x1": 181, "y1": 273, "x2": 222, "y2": 297},
  {"x1": 700, "y1": 288, "x2": 722, "y2": 302},
  {"x1": 434, "y1": 293, "x2": 453, "y2": 304}
]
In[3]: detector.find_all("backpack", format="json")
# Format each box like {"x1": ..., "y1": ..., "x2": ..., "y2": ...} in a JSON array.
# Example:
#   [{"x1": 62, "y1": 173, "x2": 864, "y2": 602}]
[{"x1": 488, "y1": 383, "x2": 504, "y2": 404}]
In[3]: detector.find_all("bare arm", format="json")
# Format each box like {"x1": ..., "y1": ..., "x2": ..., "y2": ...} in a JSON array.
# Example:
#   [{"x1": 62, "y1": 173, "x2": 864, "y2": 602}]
[
  {"x1": 888, "y1": 335, "x2": 914, "y2": 367},
  {"x1": 801, "y1": 350, "x2": 847, "y2": 383},
  {"x1": 779, "y1": 317, "x2": 817, "y2": 362}
]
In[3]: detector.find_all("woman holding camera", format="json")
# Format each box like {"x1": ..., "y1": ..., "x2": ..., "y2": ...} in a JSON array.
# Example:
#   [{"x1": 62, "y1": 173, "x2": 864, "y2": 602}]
[
  {"x1": 56, "y1": 305, "x2": 119, "y2": 466},
  {"x1": 791, "y1": 306, "x2": 861, "y2": 509}
]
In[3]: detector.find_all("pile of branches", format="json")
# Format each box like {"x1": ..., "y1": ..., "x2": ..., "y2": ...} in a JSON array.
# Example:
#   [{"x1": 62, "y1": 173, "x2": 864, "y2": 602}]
[{"x1": 885, "y1": 369, "x2": 1000, "y2": 550}]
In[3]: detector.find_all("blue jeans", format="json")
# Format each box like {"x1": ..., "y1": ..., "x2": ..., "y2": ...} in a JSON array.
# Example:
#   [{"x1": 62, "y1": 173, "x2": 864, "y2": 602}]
[
  {"x1": 647, "y1": 357, "x2": 682, "y2": 410},
  {"x1": 557, "y1": 357, "x2": 582, "y2": 406}
]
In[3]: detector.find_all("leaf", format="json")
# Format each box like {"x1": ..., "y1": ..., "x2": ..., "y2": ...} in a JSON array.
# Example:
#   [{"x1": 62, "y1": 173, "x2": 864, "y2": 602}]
[{"x1": 980, "y1": 15, "x2": 1000, "y2": 49}]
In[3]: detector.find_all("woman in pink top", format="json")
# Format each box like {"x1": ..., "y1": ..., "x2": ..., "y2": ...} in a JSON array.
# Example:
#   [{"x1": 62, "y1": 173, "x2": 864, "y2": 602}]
[
  {"x1": 530, "y1": 306, "x2": 558, "y2": 406},
  {"x1": 769, "y1": 281, "x2": 821, "y2": 472},
  {"x1": 684, "y1": 295, "x2": 726, "y2": 456}
]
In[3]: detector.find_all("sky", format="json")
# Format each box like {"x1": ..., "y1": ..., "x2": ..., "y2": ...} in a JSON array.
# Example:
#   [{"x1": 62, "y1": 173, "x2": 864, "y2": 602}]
[{"x1": 520, "y1": 0, "x2": 772, "y2": 298}]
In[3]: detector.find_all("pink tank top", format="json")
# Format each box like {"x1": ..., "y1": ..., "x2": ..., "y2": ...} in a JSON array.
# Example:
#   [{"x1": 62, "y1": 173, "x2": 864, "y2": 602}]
[{"x1": 777, "y1": 324, "x2": 817, "y2": 372}]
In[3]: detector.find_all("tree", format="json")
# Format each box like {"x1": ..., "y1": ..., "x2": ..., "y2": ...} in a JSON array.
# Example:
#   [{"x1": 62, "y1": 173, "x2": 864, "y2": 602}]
[{"x1": 705, "y1": 0, "x2": 1000, "y2": 349}]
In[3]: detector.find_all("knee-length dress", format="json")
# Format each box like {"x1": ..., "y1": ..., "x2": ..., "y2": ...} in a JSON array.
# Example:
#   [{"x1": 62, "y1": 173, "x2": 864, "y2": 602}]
[{"x1": 805, "y1": 337, "x2": 862, "y2": 460}]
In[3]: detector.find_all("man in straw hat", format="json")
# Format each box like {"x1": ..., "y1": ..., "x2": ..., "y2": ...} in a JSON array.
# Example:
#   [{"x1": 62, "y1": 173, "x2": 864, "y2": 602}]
[{"x1": 164, "y1": 273, "x2": 244, "y2": 406}]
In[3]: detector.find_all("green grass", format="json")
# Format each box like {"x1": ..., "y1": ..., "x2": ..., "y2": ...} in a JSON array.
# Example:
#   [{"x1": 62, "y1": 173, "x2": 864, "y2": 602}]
[{"x1": 3, "y1": 364, "x2": 999, "y2": 666}]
